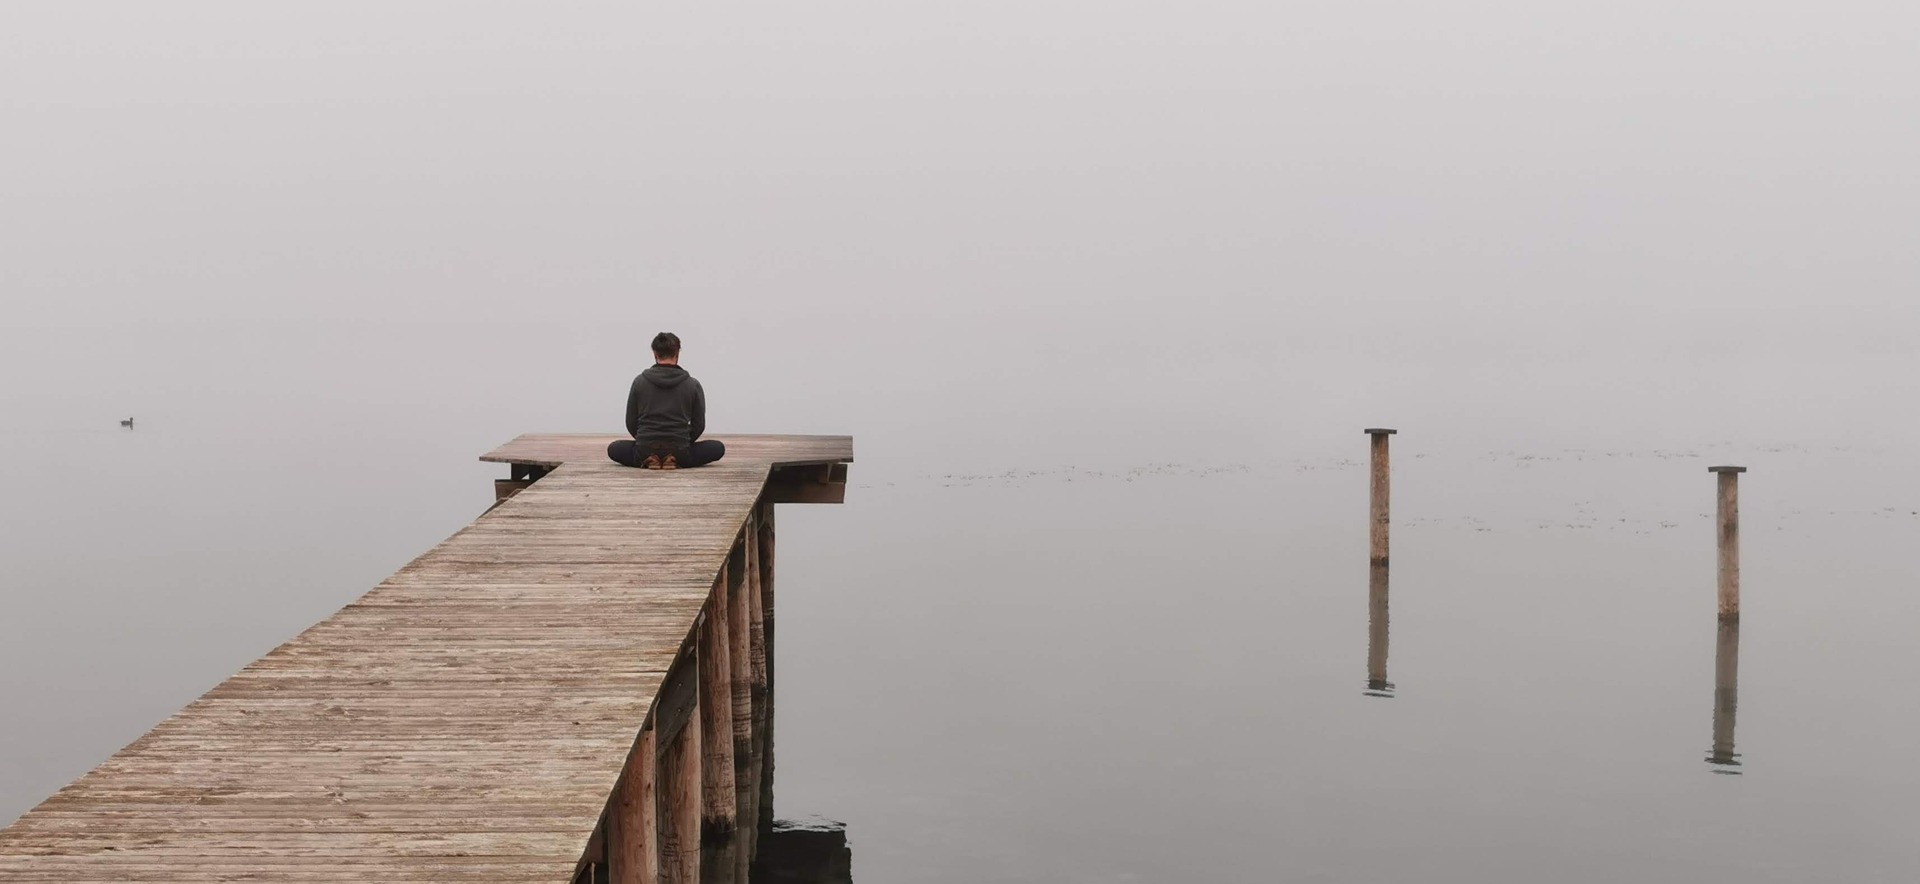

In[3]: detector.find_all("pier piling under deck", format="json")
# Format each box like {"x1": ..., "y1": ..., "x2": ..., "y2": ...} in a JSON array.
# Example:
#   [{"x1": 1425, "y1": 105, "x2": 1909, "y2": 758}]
[{"x1": 0, "y1": 433, "x2": 853, "y2": 883}]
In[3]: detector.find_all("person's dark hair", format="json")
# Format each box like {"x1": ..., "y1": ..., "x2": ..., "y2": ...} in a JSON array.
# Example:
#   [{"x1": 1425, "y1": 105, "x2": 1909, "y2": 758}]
[{"x1": 651, "y1": 332, "x2": 682, "y2": 360}]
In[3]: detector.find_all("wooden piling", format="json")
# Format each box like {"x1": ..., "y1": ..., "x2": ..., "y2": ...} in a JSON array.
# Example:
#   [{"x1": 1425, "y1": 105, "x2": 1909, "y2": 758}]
[
  {"x1": 742, "y1": 511, "x2": 768, "y2": 867},
  {"x1": 611, "y1": 728, "x2": 659, "y2": 884},
  {"x1": 697, "y1": 569, "x2": 738, "y2": 883},
  {"x1": 1709, "y1": 466, "x2": 1746, "y2": 620},
  {"x1": 1365, "y1": 429, "x2": 1396, "y2": 568},
  {"x1": 1707, "y1": 619, "x2": 1741, "y2": 771},
  {"x1": 658, "y1": 704, "x2": 701, "y2": 884},
  {"x1": 726, "y1": 536, "x2": 755, "y2": 882},
  {"x1": 1365, "y1": 563, "x2": 1392, "y2": 697},
  {"x1": 756, "y1": 501, "x2": 777, "y2": 833}
]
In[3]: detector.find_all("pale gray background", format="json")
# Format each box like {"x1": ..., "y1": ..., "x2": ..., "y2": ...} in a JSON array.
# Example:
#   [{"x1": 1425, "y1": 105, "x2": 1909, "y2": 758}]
[{"x1": 3, "y1": 2, "x2": 1918, "y2": 881}]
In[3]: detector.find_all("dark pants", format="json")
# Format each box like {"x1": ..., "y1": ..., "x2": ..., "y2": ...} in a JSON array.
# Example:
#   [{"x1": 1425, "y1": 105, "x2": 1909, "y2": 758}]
[{"x1": 607, "y1": 438, "x2": 726, "y2": 468}]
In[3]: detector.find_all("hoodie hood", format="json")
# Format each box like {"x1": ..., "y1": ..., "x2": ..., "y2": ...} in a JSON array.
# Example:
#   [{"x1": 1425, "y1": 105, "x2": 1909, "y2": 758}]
[{"x1": 642, "y1": 364, "x2": 689, "y2": 389}]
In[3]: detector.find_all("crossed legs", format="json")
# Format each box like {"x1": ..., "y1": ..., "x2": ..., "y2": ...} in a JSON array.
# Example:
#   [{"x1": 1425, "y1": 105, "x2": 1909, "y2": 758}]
[{"x1": 606, "y1": 439, "x2": 727, "y2": 469}]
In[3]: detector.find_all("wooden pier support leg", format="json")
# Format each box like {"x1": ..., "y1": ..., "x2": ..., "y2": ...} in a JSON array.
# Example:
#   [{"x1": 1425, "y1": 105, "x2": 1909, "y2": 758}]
[
  {"x1": 658, "y1": 706, "x2": 701, "y2": 884},
  {"x1": 1365, "y1": 429, "x2": 1396, "y2": 569},
  {"x1": 726, "y1": 536, "x2": 755, "y2": 882},
  {"x1": 1365, "y1": 563, "x2": 1392, "y2": 697},
  {"x1": 756, "y1": 502, "x2": 777, "y2": 832},
  {"x1": 1710, "y1": 466, "x2": 1746, "y2": 620},
  {"x1": 698, "y1": 568, "x2": 738, "y2": 883},
  {"x1": 1708, "y1": 619, "x2": 1742, "y2": 772},
  {"x1": 612, "y1": 728, "x2": 658, "y2": 884},
  {"x1": 745, "y1": 513, "x2": 769, "y2": 862}
]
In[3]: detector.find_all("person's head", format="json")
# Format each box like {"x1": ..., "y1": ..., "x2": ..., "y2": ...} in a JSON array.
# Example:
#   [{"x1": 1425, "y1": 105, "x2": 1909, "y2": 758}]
[{"x1": 651, "y1": 332, "x2": 682, "y2": 365}]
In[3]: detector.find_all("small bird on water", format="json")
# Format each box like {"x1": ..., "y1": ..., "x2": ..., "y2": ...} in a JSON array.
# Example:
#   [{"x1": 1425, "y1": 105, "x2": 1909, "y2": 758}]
[{"x1": 120, "y1": 417, "x2": 134, "y2": 428}]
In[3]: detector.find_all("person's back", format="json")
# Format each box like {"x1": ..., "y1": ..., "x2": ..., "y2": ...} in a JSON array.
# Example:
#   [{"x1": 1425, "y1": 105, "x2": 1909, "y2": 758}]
[
  {"x1": 607, "y1": 332, "x2": 726, "y2": 470},
  {"x1": 628, "y1": 362, "x2": 703, "y2": 449}
]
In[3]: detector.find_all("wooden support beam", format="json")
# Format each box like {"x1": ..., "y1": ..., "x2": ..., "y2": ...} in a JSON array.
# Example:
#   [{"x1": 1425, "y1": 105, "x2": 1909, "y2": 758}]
[
  {"x1": 612, "y1": 727, "x2": 659, "y2": 884},
  {"x1": 764, "y1": 474, "x2": 847, "y2": 504},
  {"x1": 494, "y1": 478, "x2": 535, "y2": 502},
  {"x1": 698, "y1": 570, "x2": 738, "y2": 883},
  {"x1": 727, "y1": 532, "x2": 756, "y2": 881},
  {"x1": 508, "y1": 462, "x2": 554, "y2": 482},
  {"x1": 745, "y1": 512, "x2": 769, "y2": 864},
  {"x1": 756, "y1": 501, "x2": 777, "y2": 832},
  {"x1": 652, "y1": 650, "x2": 700, "y2": 750},
  {"x1": 584, "y1": 823, "x2": 608, "y2": 867},
  {"x1": 658, "y1": 707, "x2": 701, "y2": 884}
]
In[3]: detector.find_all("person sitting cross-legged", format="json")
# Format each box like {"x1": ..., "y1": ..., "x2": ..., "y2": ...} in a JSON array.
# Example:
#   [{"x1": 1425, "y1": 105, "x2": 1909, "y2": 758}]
[{"x1": 606, "y1": 332, "x2": 725, "y2": 470}]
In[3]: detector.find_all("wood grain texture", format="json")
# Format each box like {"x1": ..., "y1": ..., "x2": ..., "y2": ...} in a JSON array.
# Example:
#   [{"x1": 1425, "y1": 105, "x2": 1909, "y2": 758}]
[
  {"x1": 1368, "y1": 431, "x2": 1392, "y2": 567},
  {"x1": 725, "y1": 534, "x2": 754, "y2": 883},
  {"x1": 610, "y1": 728, "x2": 656, "y2": 884},
  {"x1": 755, "y1": 504, "x2": 777, "y2": 833},
  {"x1": 0, "y1": 433, "x2": 851, "y2": 883},
  {"x1": 741, "y1": 514, "x2": 766, "y2": 866},
  {"x1": 1715, "y1": 470, "x2": 1741, "y2": 619},
  {"x1": 695, "y1": 577, "x2": 737, "y2": 884},
  {"x1": 657, "y1": 724, "x2": 699, "y2": 884}
]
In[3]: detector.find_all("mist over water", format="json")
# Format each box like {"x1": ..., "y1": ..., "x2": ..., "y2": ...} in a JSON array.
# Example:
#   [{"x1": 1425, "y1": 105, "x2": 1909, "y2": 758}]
[{"x1": 4, "y1": 2, "x2": 1920, "y2": 881}]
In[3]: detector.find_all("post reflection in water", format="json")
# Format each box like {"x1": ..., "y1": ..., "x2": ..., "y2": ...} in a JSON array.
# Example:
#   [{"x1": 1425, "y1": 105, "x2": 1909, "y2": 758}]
[
  {"x1": 1707, "y1": 620, "x2": 1742, "y2": 774},
  {"x1": 1365, "y1": 563, "x2": 1394, "y2": 698},
  {"x1": 751, "y1": 817, "x2": 854, "y2": 884}
]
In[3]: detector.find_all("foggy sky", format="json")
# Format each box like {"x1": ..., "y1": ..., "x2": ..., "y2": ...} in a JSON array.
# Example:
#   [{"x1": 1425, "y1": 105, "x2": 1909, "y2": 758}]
[{"x1": 6, "y1": 3, "x2": 1915, "y2": 360}]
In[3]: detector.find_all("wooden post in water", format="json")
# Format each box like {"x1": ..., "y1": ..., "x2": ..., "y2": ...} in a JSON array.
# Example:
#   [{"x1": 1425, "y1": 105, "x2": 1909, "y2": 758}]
[
  {"x1": 756, "y1": 502, "x2": 777, "y2": 833},
  {"x1": 697, "y1": 568, "x2": 738, "y2": 883},
  {"x1": 611, "y1": 728, "x2": 658, "y2": 884},
  {"x1": 726, "y1": 536, "x2": 755, "y2": 882},
  {"x1": 1365, "y1": 429, "x2": 1396, "y2": 568},
  {"x1": 1709, "y1": 466, "x2": 1746, "y2": 620},
  {"x1": 658, "y1": 689, "x2": 701, "y2": 884},
  {"x1": 741, "y1": 512, "x2": 768, "y2": 869},
  {"x1": 1707, "y1": 619, "x2": 1742, "y2": 772}
]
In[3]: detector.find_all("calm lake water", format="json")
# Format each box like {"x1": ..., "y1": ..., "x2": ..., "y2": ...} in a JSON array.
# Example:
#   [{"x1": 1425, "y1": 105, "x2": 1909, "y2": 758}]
[
  {"x1": 7, "y1": 3, "x2": 1920, "y2": 879},
  {"x1": 2, "y1": 320, "x2": 1918, "y2": 883}
]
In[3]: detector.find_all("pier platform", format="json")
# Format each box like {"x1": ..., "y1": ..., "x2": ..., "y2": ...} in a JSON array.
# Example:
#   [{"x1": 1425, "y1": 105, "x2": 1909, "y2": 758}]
[{"x1": 0, "y1": 433, "x2": 853, "y2": 883}]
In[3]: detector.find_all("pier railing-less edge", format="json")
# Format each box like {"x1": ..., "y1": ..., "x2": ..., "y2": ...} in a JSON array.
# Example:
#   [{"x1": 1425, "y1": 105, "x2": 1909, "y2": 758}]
[{"x1": 484, "y1": 440, "x2": 849, "y2": 884}]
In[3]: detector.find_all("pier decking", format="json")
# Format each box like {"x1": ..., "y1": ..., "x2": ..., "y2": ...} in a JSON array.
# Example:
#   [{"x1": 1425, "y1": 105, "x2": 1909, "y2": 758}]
[{"x1": 0, "y1": 433, "x2": 853, "y2": 882}]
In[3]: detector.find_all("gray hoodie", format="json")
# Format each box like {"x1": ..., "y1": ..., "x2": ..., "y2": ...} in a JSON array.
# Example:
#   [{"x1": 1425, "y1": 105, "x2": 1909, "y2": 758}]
[{"x1": 626, "y1": 364, "x2": 707, "y2": 449}]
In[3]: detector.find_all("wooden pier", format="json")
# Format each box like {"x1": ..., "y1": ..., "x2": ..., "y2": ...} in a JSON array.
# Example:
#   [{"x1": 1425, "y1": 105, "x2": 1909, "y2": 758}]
[{"x1": 0, "y1": 433, "x2": 853, "y2": 883}]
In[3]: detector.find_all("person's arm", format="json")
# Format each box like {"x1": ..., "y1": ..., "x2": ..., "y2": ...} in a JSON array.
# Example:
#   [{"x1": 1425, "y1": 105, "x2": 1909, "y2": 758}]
[
  {"x1": 625, "y1": 378, "x2": 641, "y2": 438},
  {"x1": 689, "y1": 381, "x2": 706, "y2": 443}
]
